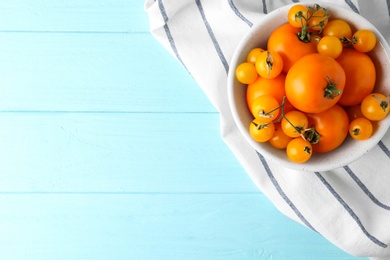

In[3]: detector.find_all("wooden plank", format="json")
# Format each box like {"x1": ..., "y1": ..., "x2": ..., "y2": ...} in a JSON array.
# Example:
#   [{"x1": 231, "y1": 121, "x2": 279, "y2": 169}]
[
  {"x1": 0, "y1": 193, "x2": 359, "y2": 260},
  {"x1": 0, "y1": 32, "x2": 215, "y2": 113},
  {"x1": 0, "y1": 112, "x2": 255, "y2": 193},
  {"x1": 0, "y1": 0, "x2": 148, "y2": 32}
]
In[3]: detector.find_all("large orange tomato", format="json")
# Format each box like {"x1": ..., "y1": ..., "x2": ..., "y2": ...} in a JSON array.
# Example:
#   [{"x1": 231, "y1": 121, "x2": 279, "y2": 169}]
[
  {"x1": 305, "y1": 104, "x2": 349, "y2": 153},
  {"x1": 246, "y1": 73, "x2": 286, "y2": 114},
  {"x1": 285, "y1": 53, "x2": 346, "y2": 113},
  {"x1": 335, "y1": 48, "x2": 376, "y2": 106},
  {"x1": 267, "y1": 23, "x2": 318, "y2": 73}
]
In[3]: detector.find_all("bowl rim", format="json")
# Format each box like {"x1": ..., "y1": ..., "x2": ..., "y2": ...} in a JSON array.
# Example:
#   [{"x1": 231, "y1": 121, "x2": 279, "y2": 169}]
[{"x1": 227, "y1": 2, "x2": 390, "y2": 172}]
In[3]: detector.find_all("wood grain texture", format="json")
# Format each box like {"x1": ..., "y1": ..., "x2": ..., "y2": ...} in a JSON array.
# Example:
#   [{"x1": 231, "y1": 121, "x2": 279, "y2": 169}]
[{"x1": 0, "y1": 0, "x2": 366, "y2": 259}]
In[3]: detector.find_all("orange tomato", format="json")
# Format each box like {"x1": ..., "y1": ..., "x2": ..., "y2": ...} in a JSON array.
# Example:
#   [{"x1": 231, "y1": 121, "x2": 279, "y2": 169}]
[
  {"x1": 349, "y1": 117, "x2": 374, "y2": 140},
  {"x1": 287, "y1": 4, "x2": 308, "y2": 28},
  {"x1": 346, "y1": 105, "x2": 364, "y2": 122},
  {"x1": 286, "y1": 137, "x2": 313, "y2": 163},
  {"x1": 285, "y1": 53, "x2": 345, "y2": 113},
  {"x1": 336, "y1": 48, "x2": 376, "y2": 106},
  {"x1": 251, "y1": 95, "x2": 280, "y2": 122},
  {"x1": 246, "y1": 73, "x2": 286, "y2": 114},
  {"x1": 255, "y1": 50, "x2": 283, "y2": 79},
  {"x1": 360, "y1": 93, "x2": 390, "y2": 121},
  {"x1": 269, "y1": 123, "x2": 293, "y2": 149},
  {"x1": 322, "y1": 19, "x2": 352, "y2": 40},
  {"x1": 307, "y1": 8, "x2": 329, "y2": 31},
  {"x1": 267, "y1": 23, "x2": 318, "y2": 73},
  {"x1": 305, "y1": 104, "x2": 349, "y2": 153}
]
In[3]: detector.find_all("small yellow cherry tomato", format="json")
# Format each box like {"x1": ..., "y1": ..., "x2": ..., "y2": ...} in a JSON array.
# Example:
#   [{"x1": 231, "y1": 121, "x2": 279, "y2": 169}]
[
  {"x1": 269, "y1": 123, "x2": 293, "y2": 149},
  {"x1": 317, "y1": 36, "x2": 343, "y2": 59},
  {"x1": 281, "y1": 110, "x2": 309, "y2": 138},
  {"x1": 235, "y1": 62, "x2": 258, "y2": 84},
  {"x1": 246, "y1": 47, "x2": 265, "y2": 64},
  {"x1": 249, "y1": 119, "x2": 275, "y2": 143},
  {"x1": 251, "y1": 95, "x2": 280, "y2": 123},
  {"x1": 288, "y1": 4, "x2": 308, "y2": 28},
  {"x1": 349, "y1": 117, "x2": 373, "y2": 140},
  {"x1": 360, "y1": 93, "x2": 390, "y2": 121},
  {"x1": 352, "y1": 29, "x2": 377, "y2": 53},
  {"x1": 286, "y1": 137, "x2": 313, "y2": 163},
  {"x1": 322, "y1": 19, "x2": 352, "y2": 40},
  {"x1": 255, "y1": 50, "x2": 283, "y2": 79}
]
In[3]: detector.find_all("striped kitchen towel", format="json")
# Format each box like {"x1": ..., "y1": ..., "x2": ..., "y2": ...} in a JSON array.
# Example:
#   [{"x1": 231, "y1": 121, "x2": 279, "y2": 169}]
[{"x1": 144, "y1": 0, "x2": 390, "y2": 258}]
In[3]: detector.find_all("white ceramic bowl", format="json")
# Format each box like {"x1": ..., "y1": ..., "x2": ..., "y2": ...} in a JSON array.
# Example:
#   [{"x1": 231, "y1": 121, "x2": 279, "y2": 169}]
[{"x1": 227, "y1": 2, "x2": 390, "y2": 172}]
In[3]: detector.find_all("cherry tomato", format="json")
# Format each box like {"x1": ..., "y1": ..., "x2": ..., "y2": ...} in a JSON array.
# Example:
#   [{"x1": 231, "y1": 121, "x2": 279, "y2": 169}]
[
  {"x1": 317, "y1": 35, "x2": 343, "y2": 59},
  {"x1": 247, "y1": 47, "x2": 265, "y2": 64},
  {"x1": 288, "y1": 4, "x2": 308, "y2": 28},
  {"x1": 307, "y1": 7, "x2": 329, "y2": 31},
  {"x1": 336, "y1": 48, "x2": 376, "y2": 106},
  {"x1": 251, "y1": 95, "x2": 280, "y2": 123},
  {"x1": 246, "y1": 73, "x2": 286, "y2": 114},
  {"x1": 349, "y1": 117, "x2": 374, "y2": 140},
  {"x1": 305, "y1": 104, "x2": 349, "y2": 153},
  {"x1": 281, "y1": 110, "x2": 309, "y2": 138},
  {"x1": 360, "y1": 93, "x2": 390, "y2": 121},
  {"x1": 249, "y1": 119, "x2": 275, "y2": 143},
  {"x1": 352, "y1": 29, "x2": 377, "y2": 53},
  {"x1": 267, "y1": 23, "x2": 318, "y2": 73},
  {"x1": 255, "y1": 50, "x2": 283, "y2": 79},
  {"x1": 286, "y1": 137, "x2": 313, "y2": 163},
  {"x1": 269, "y1": 123, "x2": 293, "y2": 149},
  {"x1": 346, "y1": 105, "x2": 364, "y2": 122},
  {"x1": 285, "y1": 53, "x2": 345, "y2": 113},
  {"x1": 322, "y1": 19, "x2": 352, "y2": 40},
  {"x1": 235, "y1": 62, "x2": 258, "y2": 84}
]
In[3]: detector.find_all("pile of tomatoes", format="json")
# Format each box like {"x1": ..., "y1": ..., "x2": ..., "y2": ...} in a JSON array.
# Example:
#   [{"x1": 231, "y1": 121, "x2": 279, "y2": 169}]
[{"x1": 235, "y1": 3, "x2": 390, "y2": 163}]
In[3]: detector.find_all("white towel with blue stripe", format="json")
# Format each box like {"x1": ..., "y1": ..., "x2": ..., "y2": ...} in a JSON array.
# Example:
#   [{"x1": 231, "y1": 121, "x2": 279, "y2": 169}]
[{"x1": 144, "y1": 0, "x2": 390, "y2": 258}]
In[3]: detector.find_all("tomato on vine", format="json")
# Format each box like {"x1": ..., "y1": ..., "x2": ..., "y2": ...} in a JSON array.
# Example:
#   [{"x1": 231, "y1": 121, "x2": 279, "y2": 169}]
[
  {"x1": 251, "y1": 95, "x2": 280, "y2": 123},
  {"x1": 286, "y1": 137, "x2": 313, "y2": 163},
  {"x1": 246, "y1": 73, "x2": 286, "y2": 115},
  {"x1": 281, "y1": 110, "x2": 309, "y2": 138},
  {"x1": 307, "y1": 6, "x2": 329, "y2": 31},
  {"x1": 288, "y1": 4, "x2": 308, "y2": 28},
  {"x1": 360, "y1": 93, "x2": 390, "y2": 121},
  {"x1": 249, "y1": 119, "x2": 275, "y2": 143},
  {"x1": 349, "y1": 117, "x2": 374, "y2": 140}
]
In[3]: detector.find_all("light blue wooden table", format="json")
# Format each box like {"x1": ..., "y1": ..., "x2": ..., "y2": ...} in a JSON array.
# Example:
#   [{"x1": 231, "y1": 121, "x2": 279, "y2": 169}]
[{"x1": 0, "y1": 1, "x2": 368, "y2": 259}]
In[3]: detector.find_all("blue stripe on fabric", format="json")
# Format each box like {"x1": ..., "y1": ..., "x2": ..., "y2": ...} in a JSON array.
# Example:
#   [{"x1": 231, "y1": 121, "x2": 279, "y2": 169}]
[
  {"x1": 196, "y1": 0, "x2": 229, "y2": 74},
  {"x1": 387, "y1": 0, "x2": 390, "y2": 16},
  {"x1": 157, "y1": 0, "x2": 188, "y2": 70},
  {"x1": 292, "y1": 0, "x2": 300, "y2": 3},
  {"x1": 227, "y1": 0, "x2": 253, "y2": 27},
  {"x1": 378, "y1": 140, "x2": 390, "y2": 158},
  {"x1": 256, "y1": 152, "x2": 317, "y2": 232},
  {"x1": 262, "y1": 0, "x2": 268, "y2": 14},
  {"x1": 315, "y1": 172, "x2": 387, "y2": 248},
  {"x1": 344, "y1": 166, "x2": 390, "y2": 210},
  {"x1": 345, "y1": 0, "x2": 359, "y2": 13}
]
